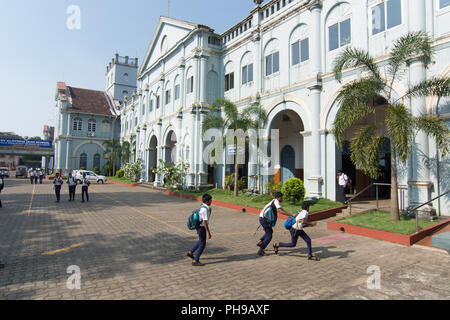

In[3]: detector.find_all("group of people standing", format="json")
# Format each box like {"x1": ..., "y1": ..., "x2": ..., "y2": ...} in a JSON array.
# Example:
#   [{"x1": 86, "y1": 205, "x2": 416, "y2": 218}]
[
  {"x1": 53, "y1": 172, "x2": 90, "y2": 203},
  {"x1": 28, "y1": 168, "x2": 44, "y2": 185},
  {"x1": 186, "y1": 192, "x2": 320, "y2": 267}
]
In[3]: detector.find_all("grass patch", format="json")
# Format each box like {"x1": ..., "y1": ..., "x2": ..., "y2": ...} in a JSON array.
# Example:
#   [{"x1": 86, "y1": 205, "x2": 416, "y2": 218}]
[
  {"x1": 107, "y1": 176, "x2": 138, "y2": 185},
  {"x1": 337, "y1": 210, "x2": 443, "y2": 235},
  {"x1": 175, "y1": 188, "x2": 343, "y2": 213}
]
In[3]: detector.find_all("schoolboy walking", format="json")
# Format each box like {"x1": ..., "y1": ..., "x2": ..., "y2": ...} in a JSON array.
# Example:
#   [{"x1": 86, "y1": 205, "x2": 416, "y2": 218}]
[
  {"x1": 29, "y1": 169, "x2": 34, "y2": 184},
  {"x1": 81, "y1": 173, "x2": 90, "y2": 203},
  {"x1": 273, "y1": 202, "x2": 320, "y2": 261},
  {"x1": 67, "y1": 173, "x2": 76, "y2": 201},
  {"x1": 187, "y1": 194, "x2": 213, "y2": 266},
  {"x1": 34, "y1": 169, "x2": 38, "y2": 185},
  {"x1": 337, "y1": 170, "x2": 349, "y2": 204},
  {"x1": 38, "y1": 169, "x2": 43, "y2": 184},
  {"x1": 257, "y1": 192, "x2": 289, "y2": 256},
  {"x1": 53, "y1": 173, "x2": 63, "y2": 202}
]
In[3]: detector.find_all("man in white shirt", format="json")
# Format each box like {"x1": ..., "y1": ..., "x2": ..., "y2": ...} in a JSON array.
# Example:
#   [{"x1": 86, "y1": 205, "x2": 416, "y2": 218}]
[
  {"x1": 53, "y1": 172, "x2": 64, "y2": 203},
  {"x1": 337, "y1": 170, "x2": 349, "y2": 204},
  {"x1": 273, "y1": 202, "x2": 320, "y2": 261},
  {"x1": 187, "y1": 194, "x2": 212, "y2": 266},
  {"x1": 38, "y1": 169, "x2": 44, "y2": 184},
  {"x1": 67, "y1": 173, "x2": 76, "y2": 201},
  {"x1": 81, "y1": 173, "x2": 90, "y2": 203},
  {"x1": 256, "y1": 192, "x2": 290, "y2": 256},
  {"x1": 29, "y1": 169, "x2": 34, "y2": 185}
]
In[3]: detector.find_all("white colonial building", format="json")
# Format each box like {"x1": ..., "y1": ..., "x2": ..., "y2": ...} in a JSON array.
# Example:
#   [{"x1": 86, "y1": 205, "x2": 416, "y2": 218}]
[{"x1": 119, "y1": 0, "x2": 450, "y2": 215}]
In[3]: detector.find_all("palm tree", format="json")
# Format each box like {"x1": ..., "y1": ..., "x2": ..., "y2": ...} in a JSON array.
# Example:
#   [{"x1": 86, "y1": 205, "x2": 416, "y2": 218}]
[
  {"x1": 102, "y1": 138, "x2": 121, "y2": 176},
  {"x1": 119, "y1": 141, "x2": 131, "y2": 165},
  {"x1": 202, "y1": 98, "x2": 266, "y2": 197},
  {"x1": 331, "y1": 31, "x2": 450, "y2": 221}
]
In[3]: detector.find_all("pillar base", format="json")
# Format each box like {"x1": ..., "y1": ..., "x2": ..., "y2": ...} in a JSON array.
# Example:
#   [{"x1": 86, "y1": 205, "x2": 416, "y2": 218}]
[{"x1": 307, "y1": 176, "x2": 323, "y2": 199}]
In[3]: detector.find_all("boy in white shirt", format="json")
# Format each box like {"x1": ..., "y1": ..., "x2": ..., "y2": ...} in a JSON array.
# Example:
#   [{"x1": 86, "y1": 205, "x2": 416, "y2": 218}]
[
  {"x1": 257, "y1": 192, "x2": 292, "y2": 256},
  {"x1": 187, "y1": 194, "x2": 212, "y2": 266},
  {"x1": 53, "y1": 173, "x2": 64, "y2": 203},
  {"x1": 273, "y1": 202, "x2": 320, "y2": 261},
  {"x1": 337, "y1": 170, "x2": 349, "y2": 204},
  {"x1": 67, "y1": 173, "x2": 76, "y2": 201},
  {"x1": 81, "y1": 173, "x2": 90, "y2": 203}
]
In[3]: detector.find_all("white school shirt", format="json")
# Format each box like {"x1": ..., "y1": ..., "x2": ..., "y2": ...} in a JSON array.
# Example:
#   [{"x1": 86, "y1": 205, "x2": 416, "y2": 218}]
[
  {"x1": 338, "y1": 174, "x2": 348, "y2": 186},
  {"x1": 292, "y1": 210, "x2": 309, "y2": 230},
  {"x1": 67, "y1": 177, "x2": 76, "y2": 186},
  {"x1": 81, "y1": 178, "x2": 89, "y2": 187},
  {"x1": 198, "y1": 204, "x2": 211, "y2": 227},
  {"x1": 259, "y1": 199, "x2": 282, "y2": 218},
  {"x1": 54, "y1": 177, "x2": 63, "y2": 186}
]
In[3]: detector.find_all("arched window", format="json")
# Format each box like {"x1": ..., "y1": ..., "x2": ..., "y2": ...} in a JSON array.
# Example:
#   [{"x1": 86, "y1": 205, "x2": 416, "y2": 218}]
[
  {"x1": 102, "y1": 119, "x2": 110, "y2": 132},
  {"x1": 73, "y1": 117, "x2": 82, "y2": 131},
  {"x1": 93, "y1": 153, "x2": 101, "y2": 170},
  {"x1": 88, "y1": 119, "x2": 96, "y2": 132},
  {"x1": 80, "y1": 153, "x2": 87, "y2": 169}
]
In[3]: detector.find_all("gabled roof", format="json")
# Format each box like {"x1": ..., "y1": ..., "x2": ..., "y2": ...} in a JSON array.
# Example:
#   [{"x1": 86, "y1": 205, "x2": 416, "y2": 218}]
[
  {"x1": 67, "y1": 87, "x2": 114, "y2": 116},
  {"x1": 138, "y1": 16, "x2": 213, "y2": 77}
]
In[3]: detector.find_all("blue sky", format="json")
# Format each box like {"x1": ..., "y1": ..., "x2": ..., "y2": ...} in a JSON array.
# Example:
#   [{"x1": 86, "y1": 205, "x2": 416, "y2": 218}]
[{"x1": 0, "y1": 0, "x2": 259, "y2": 138}]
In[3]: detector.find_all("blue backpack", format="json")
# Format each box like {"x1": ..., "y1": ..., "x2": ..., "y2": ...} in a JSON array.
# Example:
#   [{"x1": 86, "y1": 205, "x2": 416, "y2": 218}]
[
  {"x1": 284, "y1": 211, "x2": 300, "y2": 230},
  {"x1": 264, "y1": 202, "x2": 278, "y2": 227},
  {"x1": 187, "y1": 206, "x2": 202, "y2": 230}
]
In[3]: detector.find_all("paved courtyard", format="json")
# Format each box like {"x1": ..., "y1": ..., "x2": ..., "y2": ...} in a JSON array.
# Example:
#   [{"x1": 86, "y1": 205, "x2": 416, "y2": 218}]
[{"x1": 0, "y1": 179, "x2": 448, "y2": 300}]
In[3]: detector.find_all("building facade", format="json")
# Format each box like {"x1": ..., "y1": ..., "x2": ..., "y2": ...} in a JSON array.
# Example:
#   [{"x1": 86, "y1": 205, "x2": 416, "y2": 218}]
[
  {"x1": 119, "y1": 0, "x2": 449, "y2": 214},
  {"x1": 54, "y1": 54, "x2": 138, "y2": 175}
]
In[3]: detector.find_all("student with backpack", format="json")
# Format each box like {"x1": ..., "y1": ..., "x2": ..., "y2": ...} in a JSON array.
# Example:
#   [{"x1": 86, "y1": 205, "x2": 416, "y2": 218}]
[
  {"x1": 81, "y1": 173, "x2": 90, "y2": 203},
  {"x1": 256, "y1": 192, "x2": 291, "y2": 256},
  {"x1": 186, "y1": 194, "x2": 213, "y2": 266},
  {"x1": 273, "y1": 202, "x2": 320, "y2": 261}
]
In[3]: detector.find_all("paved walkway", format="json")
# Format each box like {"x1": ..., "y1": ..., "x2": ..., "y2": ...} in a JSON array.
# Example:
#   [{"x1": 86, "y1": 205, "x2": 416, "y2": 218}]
[{"x1": 0, "y1": 180, "x2": 448, "y2": 300}]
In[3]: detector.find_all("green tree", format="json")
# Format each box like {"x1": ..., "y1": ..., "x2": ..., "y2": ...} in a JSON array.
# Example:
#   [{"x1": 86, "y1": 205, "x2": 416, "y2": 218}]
[
  {"x1": 202, "y1": 98, "x2": 267, "y2": 197},
  {"x1": 102, "y1": 138, "x2": 121, "y2": 176},
  {"x1": 331, "y1": 31, "x2": 450, "y2": 221},
  {"x1": 118, "y1": 141, "x2": 131, "y2": 166}
]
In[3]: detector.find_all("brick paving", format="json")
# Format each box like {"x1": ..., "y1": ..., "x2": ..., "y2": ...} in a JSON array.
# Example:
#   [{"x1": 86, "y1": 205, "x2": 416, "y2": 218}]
[{"x1": 0, "y1": 179, "x2": 448, "y2": 300}]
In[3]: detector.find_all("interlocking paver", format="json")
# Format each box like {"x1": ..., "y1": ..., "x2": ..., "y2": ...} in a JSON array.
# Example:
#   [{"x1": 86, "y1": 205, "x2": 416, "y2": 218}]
[{"x1": 0, "y1": 179, "x2": 449, "y2": 300}]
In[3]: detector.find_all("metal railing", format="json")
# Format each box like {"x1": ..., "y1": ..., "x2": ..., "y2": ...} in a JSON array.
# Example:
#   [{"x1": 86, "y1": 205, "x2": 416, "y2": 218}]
[
  {"x1": 405, "y1": 190, "x2": 450, "y2": 233},
  {"x1": 347, "y1": 183, "x2": 394, "y2": 215}
]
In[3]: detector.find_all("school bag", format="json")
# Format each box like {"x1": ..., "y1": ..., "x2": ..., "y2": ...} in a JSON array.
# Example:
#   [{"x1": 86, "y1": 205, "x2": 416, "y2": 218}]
[
  {"x1": 264, "y1": 200, "x2": 278, "y2": 227},
  {"x1": 187, "y1": 206, "x2": 203, "y2": 230},
  {"x1": 284, "y1": 210, "x2": 300, "y2": 230}
]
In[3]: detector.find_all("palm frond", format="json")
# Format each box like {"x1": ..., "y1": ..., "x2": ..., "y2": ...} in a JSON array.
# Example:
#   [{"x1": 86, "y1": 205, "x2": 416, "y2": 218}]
[
  {"x1": 333, "y1": 48, "x2": 381, "y2": 82},
  {"x1": 413, "y1": 114, "x2": 450, "y2": 158},
  {"x1": 385, "y1": 103, "x2": 414, "y2": 164},
  {"x1": 387, "y1": 31, "x2": 433, "y2": 81},
  {"x1": 349, "y1": 124, "x2": 385, "y2": 178},
  {"x1": 404, "y1": 76, "x2": 450, "y2": 100}
]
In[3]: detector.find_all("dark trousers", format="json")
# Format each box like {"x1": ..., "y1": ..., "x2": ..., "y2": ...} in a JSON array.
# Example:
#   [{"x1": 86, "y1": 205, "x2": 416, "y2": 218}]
[
  {"x1": 55, "y1": 185, "x2": 61, "y2": 202},
  {"x1": 259, "y1": 217, "x2": 273, "y2": 250},
  {"x1": 278, "y1": 228, "x2": 312, "y2": 257},
  {"x1": 339, "y1": 185, "x2": 347, "y2": 203},
  {"x1": 34, "y1": 177, "x2": 38, "y2": 184},
  {"x1": 30, "y1": 177, "x2": 34, "y2": 184},
  {"x1": 39, "y1": 176, "x2": 43, "y2": 184},
  {"x1": 81, "y1": 186, "x2": 89, "y2": 202},
  {"x1": 190, "y1": 226, "x2": 207, "y2": 262},
  {"x1": 69, "y1": 186, "x2": 76, "y2": 200}
]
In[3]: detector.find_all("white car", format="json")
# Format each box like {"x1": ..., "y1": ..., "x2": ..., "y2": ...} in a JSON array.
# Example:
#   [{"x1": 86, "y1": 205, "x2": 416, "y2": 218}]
[{"x1": 73, "y1": 170, "x2": 107, "y2": 184}]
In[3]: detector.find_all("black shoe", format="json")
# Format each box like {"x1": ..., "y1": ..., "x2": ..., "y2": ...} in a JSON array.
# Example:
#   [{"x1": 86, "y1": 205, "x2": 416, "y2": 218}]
[
  {"x1": 81, "y1": 200, "x2": 85, "y2": 203},
  {"x1": 187, "y1": 252, "x2": 194, "y2": 260},
  {"x1": 192, "y1": 261, "x2": 205, "y2": 267}
]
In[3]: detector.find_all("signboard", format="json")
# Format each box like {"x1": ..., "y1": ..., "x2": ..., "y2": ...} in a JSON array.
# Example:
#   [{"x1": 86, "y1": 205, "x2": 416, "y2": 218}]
[
  {"x1": 0, "y1": 138, "x2": 53, "y2": 149},
  {"x1": 227, "y1": 145, "x2": 236, "y2": 156}
]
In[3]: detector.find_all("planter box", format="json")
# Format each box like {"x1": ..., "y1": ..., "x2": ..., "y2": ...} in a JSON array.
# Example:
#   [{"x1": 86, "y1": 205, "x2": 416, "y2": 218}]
[
  {"x1": 165, "y1": 191, "x2": 346, "y2": 221},
  {"x1": 328, "y1": 218, "x2": 450, "y2": 246},
  {"x1": 109, "y1": 180, "x2": 141, "y2": 187}
]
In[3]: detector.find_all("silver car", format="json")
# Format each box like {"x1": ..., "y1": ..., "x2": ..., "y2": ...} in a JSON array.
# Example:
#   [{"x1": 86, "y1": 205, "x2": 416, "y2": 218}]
[{"x1": 74, "y1": 170, "x2": 107, "y2": 184}]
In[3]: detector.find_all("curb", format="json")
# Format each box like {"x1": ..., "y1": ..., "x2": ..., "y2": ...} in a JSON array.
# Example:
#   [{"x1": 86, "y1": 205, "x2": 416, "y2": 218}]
[
  {"x1": 108, "y1": 179, "x2": 141, "y2": 187},
  {"x1": 328, "y1": 217, "x2": 450, "y2": 246}
]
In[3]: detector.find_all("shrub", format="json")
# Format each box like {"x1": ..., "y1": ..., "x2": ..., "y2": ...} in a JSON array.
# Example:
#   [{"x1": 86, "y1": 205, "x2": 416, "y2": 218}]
[
  {"x1": 93, "y1": 167, "x2": 100, "y2": 175},
  {"x1": 265, "y1": 176, "x2": 283, "y2": 195},
  {"x1": 281, "y1": 178, "x2": 305, "y2": 204},
  {"x1": 115, "y1": 169, "x2": 124, "y2": 178}
]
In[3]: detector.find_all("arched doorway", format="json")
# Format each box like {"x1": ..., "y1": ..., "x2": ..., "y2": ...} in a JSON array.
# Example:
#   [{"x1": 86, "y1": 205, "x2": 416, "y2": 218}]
[
  {"x1": 337, "y1": 96, "x2": 391, "y2": 199},
  {"x1": 281, "y1": 145, "x2": 295, "y2": 183},
  {"x1": 269, "y1": 109, "x2": 304, "y2": 184},
  {"x1": 165, "y1": 130, "x2": 177, "y2": 165},
  {"x1": 148, "y1": 136, "x2": 158, "y2": 182}
]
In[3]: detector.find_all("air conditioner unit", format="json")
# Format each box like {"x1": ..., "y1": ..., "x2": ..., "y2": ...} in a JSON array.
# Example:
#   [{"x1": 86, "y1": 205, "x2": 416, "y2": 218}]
[{"x1": 88, "y1": 132, "x2": 95, "y2": 137}]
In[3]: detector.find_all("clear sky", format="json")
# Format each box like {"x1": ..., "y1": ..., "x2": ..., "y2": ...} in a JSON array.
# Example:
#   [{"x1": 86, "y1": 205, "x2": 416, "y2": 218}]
[{"x1": 0, "y1": 0, "x2": 259, "y2": 138}]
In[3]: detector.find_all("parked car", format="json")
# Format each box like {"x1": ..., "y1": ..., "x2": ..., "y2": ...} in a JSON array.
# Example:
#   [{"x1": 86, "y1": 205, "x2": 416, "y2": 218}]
[
  {"x1": 73, "y1": 170, "x2": 107, "y2": 184},
  {"x1": 0, "y1": 167, "x2": 9, "y2": 178},
  {"x1": 15, "y1": 165, "x2": 28, "y2": 178}
]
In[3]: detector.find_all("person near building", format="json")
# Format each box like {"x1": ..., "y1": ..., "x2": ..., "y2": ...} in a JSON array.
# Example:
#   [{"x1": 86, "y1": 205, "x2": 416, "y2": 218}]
[
  {"x1": 337, "y1": 170, "x2": 349, "y2": 204},
  {"x1": 67, "y1": 173, "x2": 76, "y2": 201},
  {"x1": 81, "y1": 174, "x2": 90, "y2": 203},
  {"x1": 53, "y1": 173, "x2": 64, "y2": 203}
]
